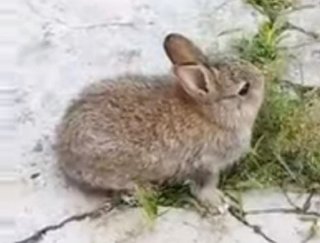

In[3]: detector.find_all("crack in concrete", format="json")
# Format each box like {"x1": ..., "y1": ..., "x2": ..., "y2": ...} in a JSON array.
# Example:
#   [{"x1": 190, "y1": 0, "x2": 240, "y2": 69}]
[
  {"x1": 281, "y1": 41, "x2": 320, "y2": 51},
  {"x1": 228, "y1": 206, "x2": 278, "y2": 243},
  {"x1": 14, "y1": 191, "x2": 320, "y2": 243},
  {"x1": 226, "y1": 190, "x2": 320, "y2": 243},
  {"x1": 286, "y1": 22, "x2": 320, "y2": 40},
  {"x1": 284, "y1": 4, "x2": 318, "y2": 14},
  {"x1": 281, "y1": 188, "x2": 304, "y2": 211},
  {"x1": 14, "y1": 202, "x2": 116, "y2": 243},
  {"x1": 300, "y1": 191, "x2": 319, "y2": 243},
  {"x1": 245, "y1": 208, "x2": 320, "y2": 218},
  {"x1": 302, "y1": 190, "x2": 316, "y2": 212},
  {"x1": 218, "y1": 28, "x2": 243, "y2": 37},
  {"x1": 283, "y1": 189, "x2": 319, "y2": 215}
]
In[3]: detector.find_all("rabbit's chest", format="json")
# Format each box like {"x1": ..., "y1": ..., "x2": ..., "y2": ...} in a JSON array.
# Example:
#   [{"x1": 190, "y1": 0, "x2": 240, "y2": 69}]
[
  {"x1": 225, "y1": 133, "x2": 251, "y2": 161},
  {"x1": 198, "y1": 129, "x2": 251, "y2": 172}
]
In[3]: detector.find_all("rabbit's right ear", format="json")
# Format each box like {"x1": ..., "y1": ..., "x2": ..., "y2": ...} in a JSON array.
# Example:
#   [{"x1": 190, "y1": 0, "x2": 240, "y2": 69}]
[{"x1": 164, "y1": 33, "x2": 208, "y2": 65}]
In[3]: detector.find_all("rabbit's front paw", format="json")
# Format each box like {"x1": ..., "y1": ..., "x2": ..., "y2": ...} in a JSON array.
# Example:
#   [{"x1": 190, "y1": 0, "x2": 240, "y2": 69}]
[{"x1": 196, "y1": 188, "x2": 230, "y2": 216}]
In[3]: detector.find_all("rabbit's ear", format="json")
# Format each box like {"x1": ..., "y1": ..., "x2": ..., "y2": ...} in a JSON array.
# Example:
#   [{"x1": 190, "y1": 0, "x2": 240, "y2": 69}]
[
  {"x1": 164, "y1": 33, "x2": 208, "y2": 65},
  {"x1": 174, "y1": 64, "x2": 216, "y2": 102}
]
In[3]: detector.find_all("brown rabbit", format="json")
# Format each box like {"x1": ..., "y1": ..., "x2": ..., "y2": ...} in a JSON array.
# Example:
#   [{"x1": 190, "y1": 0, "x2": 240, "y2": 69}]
[{"x1": 55, "y1": 33, "x2": 264, "y2": 211}]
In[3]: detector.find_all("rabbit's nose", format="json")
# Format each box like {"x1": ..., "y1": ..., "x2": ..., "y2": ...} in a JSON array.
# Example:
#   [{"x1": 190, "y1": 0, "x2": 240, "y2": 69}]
[{"x1": 238, "y1": 82, "x2": 250, "y2": 96}]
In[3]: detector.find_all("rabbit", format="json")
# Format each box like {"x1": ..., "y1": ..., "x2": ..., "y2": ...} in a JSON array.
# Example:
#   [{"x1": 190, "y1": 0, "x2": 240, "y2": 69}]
[{"x1": 55, "y1": 33, "x2": 265, "y2": 213}]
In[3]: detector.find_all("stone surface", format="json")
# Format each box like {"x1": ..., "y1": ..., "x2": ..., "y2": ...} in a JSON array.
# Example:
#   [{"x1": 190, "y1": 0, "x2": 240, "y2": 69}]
[
  {"x1": 10, "y1": 190, "x2": 320, "y2": 243},
  {"x1": 30, "y1": 208, "x2": 266, "y2": 243},
  {"x1": 243, "y1": 190, "x2": 320, "y2": 243},
  {"x1": 282, "y1": 1, "x2": 320, "y2": 86},
  {"x1": 3, "y1": 0, "x2": 320, "y2": 243}
]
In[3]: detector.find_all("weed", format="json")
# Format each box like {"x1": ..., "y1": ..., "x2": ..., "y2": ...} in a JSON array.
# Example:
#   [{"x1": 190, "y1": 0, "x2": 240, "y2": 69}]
[
  {"x1": 137, "y1": 184, "x2": 194, "y2": 221},
  {"x1": 235, "y1": 20, "x2": 286, "y2": 67},
  {"x1": 246, "y1": 0, "x2": 294, "y2": 21},
  {"x1": 136, "y1": 186, "x2": 159, "y2": 222}
]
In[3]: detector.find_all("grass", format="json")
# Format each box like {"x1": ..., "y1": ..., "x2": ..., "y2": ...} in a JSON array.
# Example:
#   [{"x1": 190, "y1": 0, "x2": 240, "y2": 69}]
[
  {"x1": 136, "y1": 184, "x2": 194, "y2": 220},
  {"x1": 137, "y1": 0, "x2": 320, "y2": 219},
  {"x1": 221, "y1": 0, "x2": 320, "y2": 191},
  {"x1": 236, "y1": 20, "x2": 286, "y2": 67},
  {"x1": 246, "y1": 0, "x2": 294, "y2": 21},
  {"x1": 221, "y1": 82, "x2": 320, "y2": 190}
]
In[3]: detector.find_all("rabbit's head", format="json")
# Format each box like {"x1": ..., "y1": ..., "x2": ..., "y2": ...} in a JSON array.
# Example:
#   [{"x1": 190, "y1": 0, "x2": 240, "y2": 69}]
[{"x1": 164, "y1": 33, "x2": 265, "y2": 129}]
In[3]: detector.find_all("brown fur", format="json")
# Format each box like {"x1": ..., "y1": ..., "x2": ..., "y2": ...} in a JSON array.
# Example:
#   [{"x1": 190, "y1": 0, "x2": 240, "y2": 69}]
[{"x1": 55, "y1": 33, "x2": 264, "y2": 208}]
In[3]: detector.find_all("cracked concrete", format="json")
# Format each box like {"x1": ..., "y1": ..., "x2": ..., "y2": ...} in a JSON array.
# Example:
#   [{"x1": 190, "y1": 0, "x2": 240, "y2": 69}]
[
  {"x1": 3, "y1": 0, "x2": 320, "y2": 243},
  {"x1": 12, "y1": 190, "x2": 320, "y2": 243},
  {"x1": 242, "y1": 190, "x2": 320, "y2": 243},
  {"x1": 282, "y1": 0, "x2": 320, "y2": 86}
]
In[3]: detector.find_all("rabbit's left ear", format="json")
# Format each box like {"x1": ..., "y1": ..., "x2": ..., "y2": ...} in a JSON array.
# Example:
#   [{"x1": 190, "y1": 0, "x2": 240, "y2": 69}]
[
  {"x1": 164, "y1": 33, "x2": 208, "y2": 65},
  {"x1": 173, "y1": 64, "x2": 216, "y2": 102}
]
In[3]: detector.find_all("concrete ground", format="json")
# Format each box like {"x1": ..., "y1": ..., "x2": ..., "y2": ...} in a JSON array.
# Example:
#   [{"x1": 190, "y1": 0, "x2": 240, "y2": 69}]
[{"x1": 3, "y1": 0, "x2": 320, "y2": 242}]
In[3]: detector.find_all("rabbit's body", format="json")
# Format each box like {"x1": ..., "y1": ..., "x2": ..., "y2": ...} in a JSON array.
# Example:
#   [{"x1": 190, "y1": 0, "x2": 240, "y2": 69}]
[
  {"x1": 57, "y1": 75, "x2": 251, "y2": 191},
  {"x1": 56, "y1": 34, "x2": 264, "y2": 210}
]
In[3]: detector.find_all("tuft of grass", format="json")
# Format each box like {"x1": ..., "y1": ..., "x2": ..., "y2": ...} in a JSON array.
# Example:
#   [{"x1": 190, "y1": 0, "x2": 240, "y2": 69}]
[
  {"x1": 136, "y1": 186, "x2": 159, "y2": 222},
  {"x1": 156, "y1": 184, "x2": 193, "y2": 207},
  {"x1": 137, "y1": 184, "x2": 194, "y2": 221},
  {"x1": 235, "y1": 20, "x2": 286, "y2": 67},
  {"x1": 246, "y1": 0, "x2": 294, "y2": 21}
]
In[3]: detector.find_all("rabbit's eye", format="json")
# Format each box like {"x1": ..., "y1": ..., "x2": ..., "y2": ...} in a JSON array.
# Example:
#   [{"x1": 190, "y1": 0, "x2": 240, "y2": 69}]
[{"x1": 238, "y1": 82, "x2": 250, "y2": 96}]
